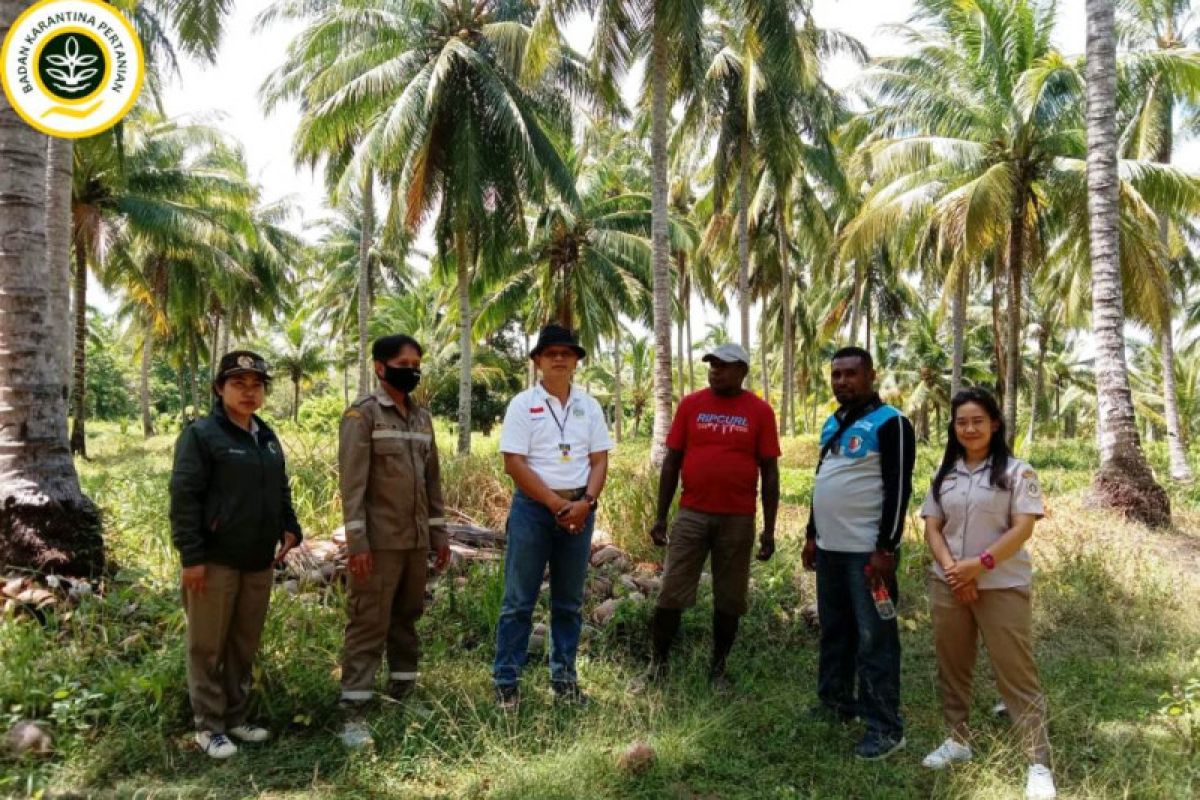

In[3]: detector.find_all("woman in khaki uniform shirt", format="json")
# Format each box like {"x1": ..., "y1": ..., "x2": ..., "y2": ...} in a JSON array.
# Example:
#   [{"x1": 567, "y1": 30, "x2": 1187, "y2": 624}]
[{"x1": 919, "y1": 388, "x2": 1056, "y2": 800}]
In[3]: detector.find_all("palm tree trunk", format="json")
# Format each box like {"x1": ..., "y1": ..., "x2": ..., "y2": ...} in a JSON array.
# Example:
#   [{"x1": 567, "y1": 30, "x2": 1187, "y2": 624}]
[
  {"x1": 210, "y1": 313, "x2": 221, "y2": 379},
  {"x1": 188, "y1": 334, "x2": 201, "y2": 415},
  {"x1": 1085, "y1": 0, "x2": 1170, "y2": 527},
  {"x1": 649, "y1": 19, "x2": 675, "y2": 466},
  {"x1": 991, "y1": 251, "x2": 1006, "y2": 406},
  {"x1": 951, "y1": 267, "x2": 967, "y2": 396},
  {"x1": 737, "y1": 139, "x2": 751, "y2": 356},
  {"x1": 777, "y1": 201, "x2": 793, "y2": 436},
  {"x1": 69, "y1": 245, "x2": 88, "y2": 456},
  {"x1": 0, "y1": 56, "x2": 103, "y2": 575},
  {"x1": 1005, "y1": 191, "x2": 1026, "y2": 443},
  {"x1": 759, "y1": 313, "x2": 771, "y2": 407},
  {"x1": 676, "y1": 252, "x2": 687, "y2": 395},
  {"x1": 613, "y1": 333, "x2": 623, "y2": 444},
  {"x1": 46, "y1": 137, "x2": 71, "y2": 393},
  {"x1": 685, "y1": 273, "x2": 695, "y2": 392},
  {"x1": 1160, "y1": 326, "x2": 1193, "y2": 481},
  {"x1": 455, "y1": 227, "x2": 473, "y2": 455},
  {"x1": 293, "y1": 377, "x2": 301, "y2": 422},
  {"x1": 1028, "y1": 328, "x2": 1047, "y2": 444},
  {"x1": 1151, "y1": 105, "x2": 1194, "y2": 482},
  {"x1": 357, "y1": 171, "x2": 374, "y2": 395},
  {"x1": 140, "y1": 321, "x2": 155, "y2": 437},
  {"x1": 848, "y1": 266, "x2": 863, "y2": 345},
  {"x1": 557, "y1": 257, "x2": 574, "y2": 328}
]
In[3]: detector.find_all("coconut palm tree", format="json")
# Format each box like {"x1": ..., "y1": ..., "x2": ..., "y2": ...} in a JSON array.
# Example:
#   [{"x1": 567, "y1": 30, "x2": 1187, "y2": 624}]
[
  {"x1": 0, "y1": 0, "x2": 103, "y2": 575},
  {"x1": 1086, "y1": 0, "x2": 1171, "y2": 527},
  {"x1": 273, "y1": 310, "x2": 332, "y2": 420},
  {"x1": 1116, "y1": 0, "x2": 1200, "y2": 481},
  {"x1": 265, "y1": 0, "x2": 585, "y2": 454}
]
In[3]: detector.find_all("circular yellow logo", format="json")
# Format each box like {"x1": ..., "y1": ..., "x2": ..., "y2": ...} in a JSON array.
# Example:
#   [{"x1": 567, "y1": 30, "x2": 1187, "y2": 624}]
[{"x1": 2, "y1": 0, "x2": 144, "y2": 139}]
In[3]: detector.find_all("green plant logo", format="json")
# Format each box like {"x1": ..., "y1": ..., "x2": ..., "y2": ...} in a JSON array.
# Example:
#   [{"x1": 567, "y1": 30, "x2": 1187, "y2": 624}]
[
  {"x1": 1, "y1": 0, "x2": 144, "y2": 138},
  {"x1": 38, "y1": 32, "x2": 106, "y2": 101}
]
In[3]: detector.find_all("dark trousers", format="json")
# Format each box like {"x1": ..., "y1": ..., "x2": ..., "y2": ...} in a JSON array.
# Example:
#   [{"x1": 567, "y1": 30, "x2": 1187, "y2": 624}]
[{"x1": 816, "y1": 548, "x2": 904, "y2": 738}]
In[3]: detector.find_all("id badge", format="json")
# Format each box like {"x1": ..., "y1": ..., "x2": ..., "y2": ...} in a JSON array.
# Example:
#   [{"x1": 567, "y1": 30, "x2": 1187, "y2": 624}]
[{"x1": 559, "y1": 442, "x2": 572, "y2": 462}]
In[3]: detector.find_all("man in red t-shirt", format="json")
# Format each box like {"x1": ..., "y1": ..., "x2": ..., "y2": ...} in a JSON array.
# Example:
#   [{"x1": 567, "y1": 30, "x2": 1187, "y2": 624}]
[{"x1": 640, "y1": 343, "x2": 781, "y2": 692}]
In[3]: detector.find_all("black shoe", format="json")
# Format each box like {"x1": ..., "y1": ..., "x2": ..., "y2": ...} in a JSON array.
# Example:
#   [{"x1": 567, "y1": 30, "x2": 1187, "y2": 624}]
[
  {"x1": 854, "y1": 731, "x2": 906, "y2": 761},
  {"x1": 551, "y1": 681, "x2": 590, "y2": 707},
  {"x1": 386, "y1": 679, "x2": 415, "y2": 702},
  {"x1": 631, "y1": 662, "x2": 668, "y2": 694},
  {"x1": 709, "y1": 667, "x2": 734, "y2": 695},
  {"x1": 806, "y1": 703, "x2": 856, "y2": 725},
  {"x1": 494, "y1": 684, "x2": 520, "y2": 712}
]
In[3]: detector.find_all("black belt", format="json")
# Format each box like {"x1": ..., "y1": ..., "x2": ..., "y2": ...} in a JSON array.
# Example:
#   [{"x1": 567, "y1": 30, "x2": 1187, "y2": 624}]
[{"x1": 551, "y1": 487, "x2": 587, "y2": 501}]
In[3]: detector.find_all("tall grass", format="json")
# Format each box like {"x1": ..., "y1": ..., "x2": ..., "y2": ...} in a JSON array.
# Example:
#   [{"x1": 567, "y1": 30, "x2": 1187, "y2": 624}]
[{"x1": 2, "y1": 423, "x2": 1198, "y2": 798}]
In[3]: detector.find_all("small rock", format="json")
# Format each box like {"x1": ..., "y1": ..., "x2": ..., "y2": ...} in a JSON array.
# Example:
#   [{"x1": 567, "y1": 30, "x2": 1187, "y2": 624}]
[
  {"x1": 627, "y1": 592, "x2": 645, "y2": 603},
  {"x1": 45, "y1": 575, "x2": 63, "y2": 590},
  {"x1": 586, "y1": 575, "x2": 613, "y2": 600},
  {"x1": 633, "y1": 576, "x2": 662, "y2": 595},
  {"x1": 592, "y1": 528, "x2": 613, "y2": 549},
  {"x1": 16, "y1": 588, "x2": 55, "y2": 608},
  {"x1": 5, "y1": 721, "x2": 52, "y2": 757},
  {"x1": 528, "y1": 623, "x2": 548, "y2": 653},
  {"x1": 68, "y1": 580, "x2": 92, "y2": 599},
  {"x1": 591, "y1": 546, "x2": 630, "y2": 568},
  {"x1": 593, "y1": 598, "x2": 619, "y2": 626},
  {"x1": 617, "y1": 741, "x2": 655, "y2": 774},
  {"x1": 618, "y1": 575, "x2": 639, "y2": 592},
  {"x1": 319, "y1": 563, "x2": 338, "y2": 583},
  {"x1": 303, "y1": 569, "x2": 326, "y2": 586},
  {"x1": 283, "y1": 579, "x2": 300, "y2": 595}
]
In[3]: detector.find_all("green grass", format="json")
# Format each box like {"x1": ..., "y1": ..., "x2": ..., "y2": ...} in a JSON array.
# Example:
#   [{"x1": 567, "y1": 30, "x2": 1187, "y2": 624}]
[{"x1": 2, "y1": 422, "x2": 1199, "y2": 798}]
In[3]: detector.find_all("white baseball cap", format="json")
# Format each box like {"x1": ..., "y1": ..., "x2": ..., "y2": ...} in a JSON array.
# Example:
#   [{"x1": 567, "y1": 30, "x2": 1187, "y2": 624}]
[{"x1": 702, "y1": 343, "x2": 750, "y2": 366}]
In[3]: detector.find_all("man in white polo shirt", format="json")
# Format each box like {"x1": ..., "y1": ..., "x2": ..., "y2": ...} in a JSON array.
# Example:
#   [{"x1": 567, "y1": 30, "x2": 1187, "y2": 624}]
[{"x1": 493, "y1": 324, "x2": 612, "y2": 710}]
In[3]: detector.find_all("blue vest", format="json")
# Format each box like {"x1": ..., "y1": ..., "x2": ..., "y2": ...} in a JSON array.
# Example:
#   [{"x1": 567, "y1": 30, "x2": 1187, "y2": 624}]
[
  {"x1": 813, "y1": 403, "x2": 903, "y2": 552},
  {"x1": 819, "y1": 404, "x2": 901, "y2": 462}
]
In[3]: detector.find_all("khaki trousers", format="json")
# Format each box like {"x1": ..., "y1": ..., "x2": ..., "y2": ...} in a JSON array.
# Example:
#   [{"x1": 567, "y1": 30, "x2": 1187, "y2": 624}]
[
  {"x1": 657, "y1": 508, "x2": 757, "y2": 616},
  {"x1": 182, "y1": 564, "x2": 273, "y2": 733},
  {"x1": 340, "y1": 549, "x2": 428, "y2": 700},
  {"x1": 929, "y1": 577, "x2": 1051, "y2": 765}
]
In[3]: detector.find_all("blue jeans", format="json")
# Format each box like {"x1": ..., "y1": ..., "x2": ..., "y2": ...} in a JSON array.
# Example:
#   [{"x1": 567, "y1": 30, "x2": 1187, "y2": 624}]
[
  {"x1": 816, "y1": 548, "x2": 904, "y2": 738},
  {"x1": 493, "y1": 490, "x2": 594, "y2": 686}
]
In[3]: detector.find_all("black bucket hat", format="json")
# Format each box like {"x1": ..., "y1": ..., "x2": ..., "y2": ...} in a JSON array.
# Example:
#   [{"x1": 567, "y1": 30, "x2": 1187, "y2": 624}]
[
  {"x1": 529, "y1": 324, "x2": 586, "y2": 360},
  {"x1": 215, "y1": 350, "x2": 272, "y2": 382}
]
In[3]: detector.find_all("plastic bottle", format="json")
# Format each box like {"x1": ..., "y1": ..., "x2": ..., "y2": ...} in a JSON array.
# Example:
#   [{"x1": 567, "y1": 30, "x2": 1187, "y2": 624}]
[{"x1": 871, "y1": 583, "x2": 896, "y2": 620}]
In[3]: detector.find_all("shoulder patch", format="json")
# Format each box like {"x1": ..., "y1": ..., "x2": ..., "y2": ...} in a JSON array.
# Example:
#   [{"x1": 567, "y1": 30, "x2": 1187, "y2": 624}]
[
  {"x1": 1021, "y1": 469, "x2": 1036, "y2": 480},
  {"x1": 343, "y1": 409, "x2": 362, "y2": 419}
]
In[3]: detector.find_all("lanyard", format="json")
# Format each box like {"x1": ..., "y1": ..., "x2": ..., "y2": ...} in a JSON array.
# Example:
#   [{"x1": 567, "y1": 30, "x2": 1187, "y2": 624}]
[{"x1": 545, "y1": 397, "x2": 572, "y2": 443}]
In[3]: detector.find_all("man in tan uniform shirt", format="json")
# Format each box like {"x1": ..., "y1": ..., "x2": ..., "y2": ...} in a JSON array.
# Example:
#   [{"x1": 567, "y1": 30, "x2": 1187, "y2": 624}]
[{"x1": 337, "y1": 334, "x2": 450, "y2": 748}]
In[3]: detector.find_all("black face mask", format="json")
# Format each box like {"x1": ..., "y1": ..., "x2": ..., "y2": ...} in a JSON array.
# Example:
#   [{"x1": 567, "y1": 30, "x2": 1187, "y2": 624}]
[{"x1": 382, "y1": 366, "x2": 421, "y2": 393}]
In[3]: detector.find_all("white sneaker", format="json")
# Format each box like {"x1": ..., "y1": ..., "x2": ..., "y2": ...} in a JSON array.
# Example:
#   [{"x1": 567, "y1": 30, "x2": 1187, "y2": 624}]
[
  {"x1": 921, "y1": 738, "x2": 972, "y2": 769},
  {"x1": 339, "y1": 720, "x2": 374, "y2": 750},
  {"x1": 229, "y1": 724, "x2": 270, "y2": 743},
  {"x1": 1025, "y1": 764, "x2": 1057, "y2": 800},
  {"x1": 195, "y1": 731, "x2": 237, "y2": 759}
]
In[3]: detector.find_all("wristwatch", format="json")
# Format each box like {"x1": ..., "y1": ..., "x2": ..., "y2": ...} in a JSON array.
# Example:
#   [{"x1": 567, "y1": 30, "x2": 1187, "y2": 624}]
[
  {"x1": 582, "y1": 493, "x2": 598, "y2": 511},
  {"x1": 979, "y1": 550, "x2": 996, "y2": 571}
]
